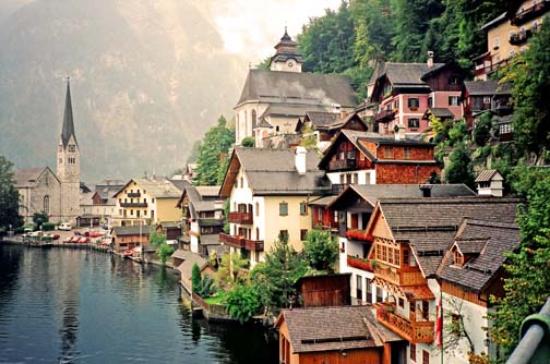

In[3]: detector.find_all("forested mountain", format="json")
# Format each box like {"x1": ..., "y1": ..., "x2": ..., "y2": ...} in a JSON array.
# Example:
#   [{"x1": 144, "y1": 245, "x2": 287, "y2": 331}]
[
  {"x1": 297, "y1": 0, "x2": 509, "y2": 97},
  {"x1": 0, "y1": 0, "x2": 245, "y2": 181}
]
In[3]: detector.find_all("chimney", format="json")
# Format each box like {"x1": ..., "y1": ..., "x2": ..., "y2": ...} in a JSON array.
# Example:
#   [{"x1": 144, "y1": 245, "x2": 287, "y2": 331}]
[
  {"x1": 427, "y1": 51, "x2": 434, "y2": 68},
  {"x1": 419, "y1": 184, "x2": 433, "y2": 197},
  {"x1": 295, "y1": 146, "x2": 307, "y2": 175}
]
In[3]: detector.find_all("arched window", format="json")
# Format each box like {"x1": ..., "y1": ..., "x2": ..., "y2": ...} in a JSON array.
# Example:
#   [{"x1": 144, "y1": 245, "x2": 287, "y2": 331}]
[{"x1": 43, "y1": 195, "x2": 50, "y2": 214}]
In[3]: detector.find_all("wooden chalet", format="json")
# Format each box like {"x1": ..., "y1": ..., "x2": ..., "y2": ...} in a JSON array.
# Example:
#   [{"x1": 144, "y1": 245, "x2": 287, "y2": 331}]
[
  {"x1": 276, "y1": 306, "x2": 406, "y2": 364},
  {"x1": 295, "y1": 274, "x2": 351, "y2": 308}
]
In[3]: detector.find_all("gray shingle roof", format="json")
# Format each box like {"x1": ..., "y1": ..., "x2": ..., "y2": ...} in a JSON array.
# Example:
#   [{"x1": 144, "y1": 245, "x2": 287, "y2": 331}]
[
  {"x1": 13, "y1": 167, "x2": 50, "y2": 188},
  {"x1": 237, "y1": 69, "x2": 357, "y2": 108},
  {"x1": 304, "y1": 111, "x2": 339, "y2": 127},
  {"x1": 175, "y1": 251, "x2": 208, "y2": 280},
  {"x1": 475, "y1": 169, "x2": 500, "y2": 183},
  {"x1": 438, "y1": 219, "x2": 520, "y2": 292},
  {"x1": 277, "y1": 306, "x2": 402, "y2": 354},
  {"x1": 235, "y1": 147, "x2": 329, "y2": 195},
  {"x1": 428, "y1": 108, "x2": 454, "y2": 119},
  {"x1": 464, "y1": 80, "x2": 512, "y2": 96},
  {"x1": 380, "y1": 62, "x2": 446, "y2": 87},
  {"x1": 112, "y1": 225, "x2": 152, "y2": 236}
]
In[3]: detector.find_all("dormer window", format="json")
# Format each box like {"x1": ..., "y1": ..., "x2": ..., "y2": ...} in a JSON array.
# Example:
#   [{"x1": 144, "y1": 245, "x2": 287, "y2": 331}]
[{"x1": 452, "y1": 246, "x2": 464, "y2": 266}]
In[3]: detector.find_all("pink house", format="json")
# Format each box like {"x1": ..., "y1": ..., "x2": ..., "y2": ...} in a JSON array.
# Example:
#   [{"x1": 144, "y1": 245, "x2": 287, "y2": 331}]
[{"x1": 369, "y1": 55, "x2": 464, "y2": 134}]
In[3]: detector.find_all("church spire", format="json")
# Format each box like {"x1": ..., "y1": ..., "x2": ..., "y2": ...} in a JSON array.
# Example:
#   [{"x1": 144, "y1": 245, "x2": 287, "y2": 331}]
[{"x1": 61, "y1": 77, "x2": 77, "y2": 147}]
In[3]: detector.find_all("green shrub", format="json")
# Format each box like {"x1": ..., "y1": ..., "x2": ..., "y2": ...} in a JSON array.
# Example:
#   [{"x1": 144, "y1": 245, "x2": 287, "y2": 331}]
[
  {"x1": 225, "y1": 283, "x2": 262, "y2": 323},
  {"x1": 192, "y1": 263, "x2": 202, "y2": 293},
  {"x1": 42, "y1": 222, "x2": 55, "y2": 231},
  {"x1": 241, "y1": 136, "x2": 255, "y2": 147}
]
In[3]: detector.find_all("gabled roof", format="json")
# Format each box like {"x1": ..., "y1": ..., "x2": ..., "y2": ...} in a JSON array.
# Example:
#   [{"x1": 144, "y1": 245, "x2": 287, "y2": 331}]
[
  {"x1": 220, "y1": 147, "x2": 329, "y2": 197},
  {"x1": 423, "y1": 108, "x2": 454, "y2": 120},
  {"x1": 113, "y1": 178, "x2": 182, "y2": 199},
  {"x1": 319, "y1": 130, "x2": 436, "y2": 169},
  {"x1": 236, "y1": 69, "x2": 357, "y2": 108},
  {"x1": 13, "y1": 167, "x2": 59, "y2": 188},
  {"x1": 481, "y1": 12, "x2": 508, "y2": 31},
  {"x1": 438, "y1": 219, "x2": 520, "y2": 292},
  {"x1": 375, "y1": 62, "x2": 446, "y2": 88},
  {"x1": 275, "y1": 306, "x2": 402, "y2": 354},
  {"x1": 112, "y1": 225, "x2": 151, "y2": 236},
  {"x1": 329, "y1": 184, "x2": 475, "y2": 210},
  {"x1": 176, "y1": 181, "x2": 224, "y2": 214},
  {"x1": 475, "y1": 169, "x2": 502, "y2": 183}
]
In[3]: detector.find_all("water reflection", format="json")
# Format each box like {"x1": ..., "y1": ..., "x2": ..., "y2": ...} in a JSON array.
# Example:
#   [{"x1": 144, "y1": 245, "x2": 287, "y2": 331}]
[{"x1": 0, "y1": 245, "x2": 277, "y2": 363}]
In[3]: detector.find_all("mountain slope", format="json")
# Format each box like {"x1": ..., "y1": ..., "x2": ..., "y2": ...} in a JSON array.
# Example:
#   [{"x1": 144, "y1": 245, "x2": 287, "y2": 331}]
[{"x1": 0, "y1": 0, "x2": 246, "y2": 180}]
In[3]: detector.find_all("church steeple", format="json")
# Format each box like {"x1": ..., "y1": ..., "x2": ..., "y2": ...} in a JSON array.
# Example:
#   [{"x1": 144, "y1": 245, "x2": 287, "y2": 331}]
[
  {"x1": 270, "y1": 27, "x2": 303, "y2": 73},
  {"x1": 61, "y1": 78, "x2": 77, "y2": 147}
]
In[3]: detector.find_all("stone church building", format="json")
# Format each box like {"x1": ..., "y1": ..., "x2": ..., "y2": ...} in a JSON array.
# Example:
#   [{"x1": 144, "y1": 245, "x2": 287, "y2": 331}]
[
  {"x1": 14, "y1": 80, "x2": 81, "y2": 225},
  {"x1": 234, "y1": 29, "x2": 357, "y2": 148}
]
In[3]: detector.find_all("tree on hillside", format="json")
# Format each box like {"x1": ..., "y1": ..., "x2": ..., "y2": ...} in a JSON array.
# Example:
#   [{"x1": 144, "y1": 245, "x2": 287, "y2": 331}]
[
  {"x1": 445, "y1": 142, "x2": 474, "y2": 187},
  {"x1": 194, "y1": 116, "x2": 234, "y2": 186},
  {"x1": 251, "y1": 241, "x2": 308, "y2": 314},
  {"x1": 490, "y1": 167, "x2": 550, "y2": 356},
  {"x1": 503, "y1": 20, "x2": 550, "y2": 163},
  {"x1": 0, "y1": 156, "x2": 22, "y2": 230},
  {"x1": 303, "y1": 230, "x2": 339, "y2": 272}
]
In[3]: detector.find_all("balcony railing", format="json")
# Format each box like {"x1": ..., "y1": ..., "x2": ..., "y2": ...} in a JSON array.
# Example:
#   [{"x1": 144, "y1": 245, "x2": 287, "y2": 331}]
[
  {"x1": 127, "y1": 192, "x2": 141, "y2": 198},
  {"x1": 219, "y1": 233, "x2": 264, "y2": 252},
  {"x1": 347, "y1": 255, "x2": 373, "y2": 272},
  {"x1": 228, "y1": 211, "x2": 253, "y2": 224},
  {"x1": 374, "y1": 109, "x2": 396, "y2": 123},
  {"x1": 373, "y1": 263, "x2": 425, "y2": 286},
  {"x1": 375, "y1": 303, "x2": 434, "y2": 344},
  {"x1": 512, "y1": 1, "x2": 550, "y2": 25},
  {"x1": 346, "y1": 229, "x2": 372, "y2": 242},
  {"x1": 120, "y1": 202, "x2": 148, "y2": 208},
  {"x1": 510, "y1": 29, "x2": 532, "y2": 45},
  {"x1": 328, "y1": 159, "x2": 356, "y2": 171}
]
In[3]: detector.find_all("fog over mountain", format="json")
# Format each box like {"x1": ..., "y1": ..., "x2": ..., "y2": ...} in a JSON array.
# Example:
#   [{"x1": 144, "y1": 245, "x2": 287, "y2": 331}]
[{"x1": 0, "y1": 0, "x2": 248, "y2": 181}]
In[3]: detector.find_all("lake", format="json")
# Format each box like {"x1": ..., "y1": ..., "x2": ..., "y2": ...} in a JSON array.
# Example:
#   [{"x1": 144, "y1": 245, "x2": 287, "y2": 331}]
[{"x1": 0, "y1": 244, "x2": 277, "y2": 363}]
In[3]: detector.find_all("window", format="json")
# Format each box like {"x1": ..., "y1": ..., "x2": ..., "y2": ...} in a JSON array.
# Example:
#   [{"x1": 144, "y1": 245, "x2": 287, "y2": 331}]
[
  {"x1": 137, "y1": 210, "x2": 140, "y2": 218},
  {"x1": 299, "y1": 202, "x2": 308, "y2": 216},
  {"x1": 69, "y1": 145, "x2": 76, "y2": 152},
  {"x1": 398, "y1": 297, "x2": 404, "y2": 308},
  {"x1": 422, "y1": 350, "x2": 430, "y2": 364},
  {"x1": 300, "y1": 229, "x2": 308, "y2": 241},
  {"x1": 500, "y1": 123, "x2": 513, "y2": 135},
  {"x1": 366, "y1": 279, "x2": 373, "y2": 303},
  {"x1": 356, "y1": 275, "x2": 363, "y2": 302},
  {"x1": 403, "y1": 249, "x2": 410, "y2": 266},
  {"x1": 383, "y1": 147, "x2": 394, "y2": 159},
  {"x1": 410, "y1": 343, "x2": 416, "y2": 362},
  {"x1": 428, "y1": 97, "x2": 433, "y2": 108},
  {"x1": 408, "y1": 118, "x2": 420, "y2": 129},
  {"x1": 422, "y1": 301, "x2": 429, "y2": 320},
  {"x1": 240, "y1": 177, "x2": 244, "y2": 188},
  {"x1": 43, "y1": 195, "x2": 49, "y2": 214},
  {"x1": 376, "y1": 286, "x2": 383, "y2": 303},
  {"x1": 408, "y1": 98, "x2": 419, "y2": 109},
  {"x1": 255, "y1": 202, "x2": 259, "y2": 216},
  {"x1": 404, "y1": 147, "x2": 411, "y2": 160},
  {"x1": 279, "y1": 202, "x2": 288, "y2": 216},
  {"x1": 279, "y1": 230, "x2": 289, "y2": 243},
  {"x1": 144, "y1": 210, "x2": 147, "y2": 216},
  {"x1": 130, "y1": 209, "x2": 134, "y2": 216},
  {"x1": 448, "y1": 96, "x2": 460, "y2": 106}
]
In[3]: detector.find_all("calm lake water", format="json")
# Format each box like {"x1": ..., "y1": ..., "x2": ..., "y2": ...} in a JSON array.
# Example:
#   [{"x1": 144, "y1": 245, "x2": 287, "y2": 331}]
[{"x1": 0, "y1": 245, "x2": 277, "y2": 363}]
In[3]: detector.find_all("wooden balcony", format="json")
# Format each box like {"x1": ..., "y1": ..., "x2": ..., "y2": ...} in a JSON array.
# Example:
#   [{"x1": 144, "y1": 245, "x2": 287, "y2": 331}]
[
  {"x1": 375, "y1": 303, "x2": 434, "y2": 344},
  {"x1": 127, "y1": 192, "x2": 141, "y2": 198},
  {"x1": 243, "y1": 239, "x2": 264, "y2": 252},
  {"x1": 347, "y1": 255, "x2": 373, "y2": 272},
  {"x1": 328, "y1": 159, "x2": 356, "y2": 171},
  {"x1": 228, "y1": 211, "x2": 253, "y2": 224},
  {"x1": 346, "y1": 229, "x2": 372, "y2": 242},
  {"x1": 373, "y1": 263, "x2": 425, "y2": 287},
  {"x1": 120, "y1": 202, "x2": 148, "y2": 208},
  {"x1": 510, "y1": 29, "x2": 532, "y2": 45},
  {"x1": 219, "y1": 233, "x2": 263, "y2": 252},
  {"x1": 374, "y1": 109, "x2": 396, "y2": 123}
]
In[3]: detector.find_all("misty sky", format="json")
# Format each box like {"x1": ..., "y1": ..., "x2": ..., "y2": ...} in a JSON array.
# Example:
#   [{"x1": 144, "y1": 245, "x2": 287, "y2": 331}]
[{"x1": 204, "y1": 0, "x2": 340, "y2": 64}]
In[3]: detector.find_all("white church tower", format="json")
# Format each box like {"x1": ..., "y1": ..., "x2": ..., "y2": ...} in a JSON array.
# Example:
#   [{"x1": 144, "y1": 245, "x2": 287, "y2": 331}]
[
  {"x1": 56, "y1": 78, "x2": 81, "y2": 224},
  {"x1": 269, "y1": 27, "x2": 303, "y2": 73}
]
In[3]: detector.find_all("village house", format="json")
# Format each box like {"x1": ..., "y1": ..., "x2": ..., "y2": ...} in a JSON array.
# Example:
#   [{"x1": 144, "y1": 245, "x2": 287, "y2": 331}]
[
  {"x1": 219, "y1": 147, "x2": 329, "y2": 267},
  {"x1": 295, "y1": 111, "x2": 368, "y2": 152},
  {"x1": 111, "y1": 225, "x2": 150, "y2": 253},
  {"x1": 276, "y1": 305, "x2": 405, "y2": 364},
  {"x1": 318, "y1": 130, "x2": 440, "y2": 191},
  {"x1": 88, "y1": 180, "x2": 124, "y2": 226},
  {"x1": 360, "y1": 196, "x2": 518, "y2": 364},
  {"x1": 462, "y1": 80, "x2": 513, "y2": 131},
  {"x1": 475, "y1": 169, "x2": 504, "y2": 197},
  {"x1": 368, "y1": 56, "x2": 464, "y2": 135},
  {"x1": 474, "y1": 0, "x2": 549, "y2": 80},
  {"x1": 234, "y1": 29, "x2": 357, "y2": 147},
  {"x1": 327, "y1": 184, "x2": 475, "y2": 305},
  {"x1": 437, "y1": 219, "x2": 520, "y2": 363},
  {"x1": 112, "y1": 178, "x2": 182, "y2": 227},
  {"x1": 176, "y1": 181, "x2": 225, "y2": 257}
]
